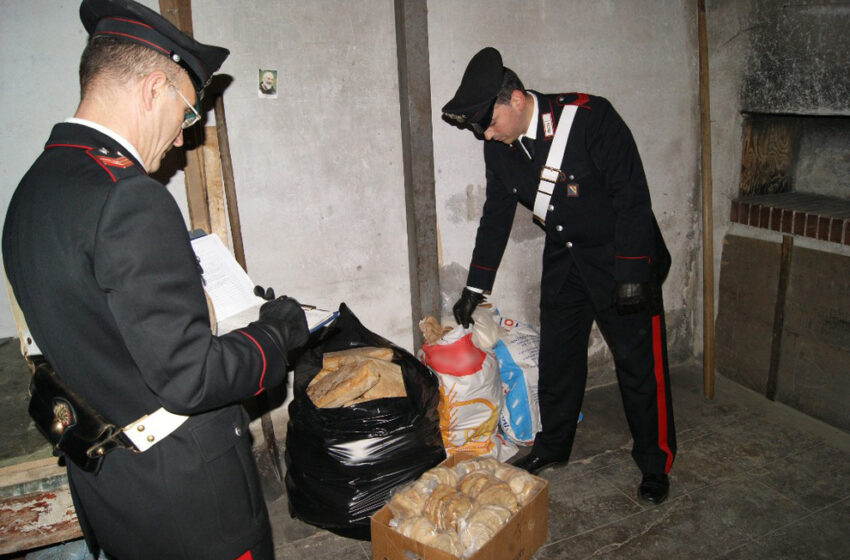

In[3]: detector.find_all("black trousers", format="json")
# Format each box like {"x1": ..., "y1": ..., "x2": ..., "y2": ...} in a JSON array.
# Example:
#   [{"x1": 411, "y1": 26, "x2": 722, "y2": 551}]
[
  {"x1": 240, "y1": 531, "x2": 274, "y2": 560},
  {"x1": 532, "y1": 256, "x2": 676, "y2": 475}
]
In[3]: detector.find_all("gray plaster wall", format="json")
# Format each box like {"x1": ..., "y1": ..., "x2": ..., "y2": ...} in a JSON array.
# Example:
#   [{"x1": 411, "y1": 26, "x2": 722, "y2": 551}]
[
  {"x1": 428, "y1": 0, "x2": 701, "y2": 379},
  {"x1": 191, "y1": 1, "x2": 413, "y2": 349}
]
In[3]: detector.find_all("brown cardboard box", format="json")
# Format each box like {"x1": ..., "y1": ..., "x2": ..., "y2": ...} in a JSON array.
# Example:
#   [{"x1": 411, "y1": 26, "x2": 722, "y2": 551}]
[{"x1": 370, "y1": 453, "x2": 548, "y2": 560}]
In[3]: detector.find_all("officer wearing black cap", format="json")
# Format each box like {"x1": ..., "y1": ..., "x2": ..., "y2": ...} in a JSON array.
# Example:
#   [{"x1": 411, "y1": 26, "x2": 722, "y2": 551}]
[
  {"x1": 443, "y1": 47, "x2": 676, "y2": 505},
  {"x1": 3, "y1": 1, "x2": 308, "y2": 558}
]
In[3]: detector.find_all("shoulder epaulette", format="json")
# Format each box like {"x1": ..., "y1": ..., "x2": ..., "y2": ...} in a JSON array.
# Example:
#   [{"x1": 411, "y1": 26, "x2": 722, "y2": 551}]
[
  {"x1": 44, "y1": 143, "x2": 143, "y2": 183},
  {"x1": 556, "y1": 92, "x2": 592, "y2": 110}
]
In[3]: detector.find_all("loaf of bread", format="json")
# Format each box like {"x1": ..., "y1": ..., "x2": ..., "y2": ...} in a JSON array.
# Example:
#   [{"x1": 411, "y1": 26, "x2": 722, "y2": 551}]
[
  {"x1": 458, "y1": 504, "x2": 513, "y2": 554},
  {"x1": 395, "y1": 516, "x2": 462, "y2": 557},
  {"x1": 425, "y1": 530, "x2": 462, "y2": 556},
  {"x1": 397, "y1": 515, "x2": 437, "y2": 542},
  {"x1": 436, "y1": 492, "x2": 473, "y2": 532},
  {"x1": 456, "y1": 456, "x2": 501, "y2": 477},
  {"x1": 458, "y1": 471, "x2": 498, "y2": 498},
  {"x1": 492, "y1": 462, "x2": 523, "y2": 482},
  {"x1": 419, "y1": 466, "x2": 459, "y2": 487},
  {"x1": 388, "y1": 480, "x2": 431, "y2": 520},
  {"x1": 509, "y1": 473, "x2": 545, "y2": 505},
  {"x1": 475, "y1": 482, "x2": 519, "y2": 512},
  {"x1": 307, "y1": 346, "x2": 406, "y2": 407},
  {"x1": 418, "y1": 316, "x2": 453, "y2": 345},
  {"x1": 306, "y1": 360, "x2": 379, "y2": 408},
  {"x1": 342, "y1": 359, "x2": 406, "y2": 404},
  {"x1": 423, "y1": 484, "x2": 458, "y2": 526},
  {"x1": 322, "y1": 346, "x2": 393, "y2": 369}
]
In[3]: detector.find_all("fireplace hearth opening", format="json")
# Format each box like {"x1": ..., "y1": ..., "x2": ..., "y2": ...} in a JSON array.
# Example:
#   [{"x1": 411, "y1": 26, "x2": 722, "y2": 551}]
[{"x1": 731, "y1": 113, "x2": 850, "y2": 244}]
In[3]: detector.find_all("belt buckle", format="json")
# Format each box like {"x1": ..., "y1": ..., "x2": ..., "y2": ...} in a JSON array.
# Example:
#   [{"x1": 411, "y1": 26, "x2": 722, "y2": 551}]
[
  {"x1": 87, "y1": 427, "x2": 140, "y2": 458},
  {"x1": 540, "y1": 165, "x2": 565, "y2": 184}
]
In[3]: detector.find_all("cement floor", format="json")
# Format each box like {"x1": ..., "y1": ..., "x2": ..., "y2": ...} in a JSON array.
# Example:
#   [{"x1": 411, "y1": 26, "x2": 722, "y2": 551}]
[
  {"x1": 266, "y1": 361, "x2": 850, "y2": 559},
  {"x1": 4, "y1": 353, "x2": 849, "y2": 559}
]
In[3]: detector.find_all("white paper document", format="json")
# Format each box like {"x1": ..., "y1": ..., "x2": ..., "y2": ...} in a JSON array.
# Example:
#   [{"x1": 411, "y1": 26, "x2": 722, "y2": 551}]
[{"x1": 190, "y1": 234, "x2": 337, "y2": 335}]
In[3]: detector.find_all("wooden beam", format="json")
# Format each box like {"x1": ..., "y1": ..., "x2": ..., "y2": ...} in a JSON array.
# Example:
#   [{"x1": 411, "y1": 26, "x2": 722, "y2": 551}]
[
  {"x1": 158, "y1": 0, "x2": 209, "y2": 233},
  {"x1": 214, "y1": 96, "x2": 247, "y2": 270},
  {"x1": 183, "y1": 128, "x2": 212, "y2": 234},
  {"x1": 766, "y1": 235, "x2": 793, "y2": 400},
  {"x1": 158, "y1": 0, "x2": 194, "y2": 37},
  {"x1": 394, "y1": 0, "x2": 441, "y2": 347},
  {"x1": 698, "y1": 0, "x2": 716, "y2": 399},
  {"x1": 203, "y1": 127, "x2": 228, "y2": 246}
]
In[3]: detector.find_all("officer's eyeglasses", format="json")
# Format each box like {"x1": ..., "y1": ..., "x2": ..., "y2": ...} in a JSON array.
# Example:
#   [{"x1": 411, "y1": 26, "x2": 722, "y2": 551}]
[
  {"x1": 168, "y1": 80, "x2": 202, "y2": 129},
  {"x1": 469, "y1": 102, "x2": 495, "y2": 135},
  {"x1": 469, "y1": 120, "x2": 487, "y2": 135}
]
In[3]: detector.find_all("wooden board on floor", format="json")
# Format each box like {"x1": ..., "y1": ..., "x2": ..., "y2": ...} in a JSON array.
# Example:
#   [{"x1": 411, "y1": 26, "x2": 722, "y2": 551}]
[{"x1": 0, "y1": 485, "x2": 81, "y2": 554}]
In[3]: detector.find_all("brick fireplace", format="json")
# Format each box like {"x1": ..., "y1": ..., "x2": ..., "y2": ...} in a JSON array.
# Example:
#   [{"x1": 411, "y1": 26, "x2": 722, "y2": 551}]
[{"x1": 730, "y1": 114, "x2": 850, "y2": 245}]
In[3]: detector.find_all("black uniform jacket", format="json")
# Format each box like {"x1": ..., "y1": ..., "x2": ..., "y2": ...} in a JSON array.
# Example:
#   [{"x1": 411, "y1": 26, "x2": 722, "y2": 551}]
[
  {"x1": 2, "y1": 123, "x2": 284, "y2": 559},
  {"x1": 466, "y1": 92, "x2": 668, "y2": 304}
]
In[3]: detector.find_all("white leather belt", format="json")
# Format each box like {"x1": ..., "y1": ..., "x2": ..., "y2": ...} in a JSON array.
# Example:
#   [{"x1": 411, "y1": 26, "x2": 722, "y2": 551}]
[
  {"x1": 123, "y1": 408, "x2": 189, "y2": 452},
  {"x1": 532, "y1": 104, "x2": 578, "y2": 225},
  {"x1": 22, "y1": 328, "x2": 188, "y2": 453}
]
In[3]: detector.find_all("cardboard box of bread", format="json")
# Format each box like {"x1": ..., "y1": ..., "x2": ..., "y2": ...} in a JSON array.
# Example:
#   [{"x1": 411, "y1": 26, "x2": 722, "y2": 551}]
[
  {"x1": 370, "y1": 453, "x2": 548, "y2": 560},
  {"x1": 306, "y1": 346, "x2": 407, "y2": 407}
]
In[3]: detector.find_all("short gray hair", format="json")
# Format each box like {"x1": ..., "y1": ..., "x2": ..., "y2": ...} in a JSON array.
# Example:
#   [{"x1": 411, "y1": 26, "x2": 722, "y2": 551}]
[{"x1": 79, "y1": 37, "x2": 183, "y2": 97}]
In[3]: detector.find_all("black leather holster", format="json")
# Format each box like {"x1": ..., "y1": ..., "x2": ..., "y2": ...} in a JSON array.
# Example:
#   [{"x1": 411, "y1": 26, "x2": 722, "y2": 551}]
[{"x1": 28, "y1": 357, "x2": 136, "y2": 474}]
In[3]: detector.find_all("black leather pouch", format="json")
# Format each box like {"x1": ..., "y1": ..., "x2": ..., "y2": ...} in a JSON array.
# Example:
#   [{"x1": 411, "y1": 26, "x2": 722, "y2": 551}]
[{"x1": 28, "y1": 357, "x2": 133, "y2": 474}]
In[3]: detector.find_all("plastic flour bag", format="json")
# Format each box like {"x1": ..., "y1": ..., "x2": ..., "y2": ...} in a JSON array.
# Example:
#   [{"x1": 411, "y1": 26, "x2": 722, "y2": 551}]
[
  {"x1": 491, "y1": 311, "x2": 542, "y2": 446},
  {"x1": 418, "y1": 316, "x2": 517, "y2": 461}
]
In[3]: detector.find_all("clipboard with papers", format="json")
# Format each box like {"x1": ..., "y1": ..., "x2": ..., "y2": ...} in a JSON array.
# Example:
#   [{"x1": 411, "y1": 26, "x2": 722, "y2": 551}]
[{"x1": 190, "y1": 233, "x2": 337, "y2": 335}]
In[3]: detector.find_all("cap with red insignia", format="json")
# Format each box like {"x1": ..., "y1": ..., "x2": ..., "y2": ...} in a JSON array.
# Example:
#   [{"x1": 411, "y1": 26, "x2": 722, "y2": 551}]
[
  {"x1": 80, "y1": 0, "x2": 229, "y2": 95},
  {"x1": 441, "y1": 47, "x2": 507, "y2": 133}
]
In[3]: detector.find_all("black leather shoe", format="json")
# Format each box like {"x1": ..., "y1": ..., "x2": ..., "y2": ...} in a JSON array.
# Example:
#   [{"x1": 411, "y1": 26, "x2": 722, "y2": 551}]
[
  {"x1": 637, "y1": 473, "x2": 669, "y2": 505},
  {"x1": 510, "y1": 453, "x2": 566, "y2": 475}
]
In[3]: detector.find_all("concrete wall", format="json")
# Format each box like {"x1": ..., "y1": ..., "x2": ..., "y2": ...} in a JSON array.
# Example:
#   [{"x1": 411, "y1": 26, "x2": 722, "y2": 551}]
[{"x1": 429, "y1": 0, "x2": 701, "y2": 382}]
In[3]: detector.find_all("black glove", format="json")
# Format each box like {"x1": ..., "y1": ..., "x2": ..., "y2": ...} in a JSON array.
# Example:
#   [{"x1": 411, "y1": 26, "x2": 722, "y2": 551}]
[
  {"x1": 452, "y1": 288, "x2": 486, "y2": 328},
  {"x1": 253, "y1": 285, "x2": 276, "y2": 300},
  {"x1": 613, "y1": 282, "x2": 648, "y2": 315},
  {"x1": 252, "y1": 296, "x2": 309, "y2": 363}
]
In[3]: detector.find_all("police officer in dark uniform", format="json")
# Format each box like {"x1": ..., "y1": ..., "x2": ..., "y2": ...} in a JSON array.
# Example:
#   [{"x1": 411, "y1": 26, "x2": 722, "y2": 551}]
[
  {"x1": 443, "y1": 47, "x2": 676, "y2": 505},
  {"x1": 3, "y1": 1, "x2": 309, "y2": 558}
]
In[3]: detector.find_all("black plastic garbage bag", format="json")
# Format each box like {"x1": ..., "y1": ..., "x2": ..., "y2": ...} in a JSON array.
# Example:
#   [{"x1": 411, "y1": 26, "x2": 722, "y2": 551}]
[{"x1": 284, "y1": 303, "x2": 445, "y2": 539}]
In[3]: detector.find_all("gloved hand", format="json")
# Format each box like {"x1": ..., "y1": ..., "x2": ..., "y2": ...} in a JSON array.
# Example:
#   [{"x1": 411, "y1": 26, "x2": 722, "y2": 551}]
[
  {"x1": 252, "y1": 296, "x2": 309, "y2": 363},
  {"x1": 452, "y1": 288, "x2": 486, "y2": 328},
  {"x1": 613, "y1": 282, "x2": 648, "y2": 315},
  {"x1": 253, "y1": 285, "x2": 276, "y2": 300}
]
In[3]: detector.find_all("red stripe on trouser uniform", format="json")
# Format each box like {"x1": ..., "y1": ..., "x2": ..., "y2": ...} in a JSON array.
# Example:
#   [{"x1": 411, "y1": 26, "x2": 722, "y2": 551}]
[
  {"x1": 651, "y1": 314, "x2": 673, "y2": 473},
  {"x1": 235, "y1": 551, "x2": 252, "y2": 560}
]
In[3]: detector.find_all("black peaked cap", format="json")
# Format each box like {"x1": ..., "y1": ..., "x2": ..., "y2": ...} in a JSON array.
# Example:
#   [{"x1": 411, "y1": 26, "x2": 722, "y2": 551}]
[
  {"x1": 442, "y1": 47, "x2": 506, "y2": 128},
  {"x1": 80, "y1": 0, "x2": 229, "y2": 94}
]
